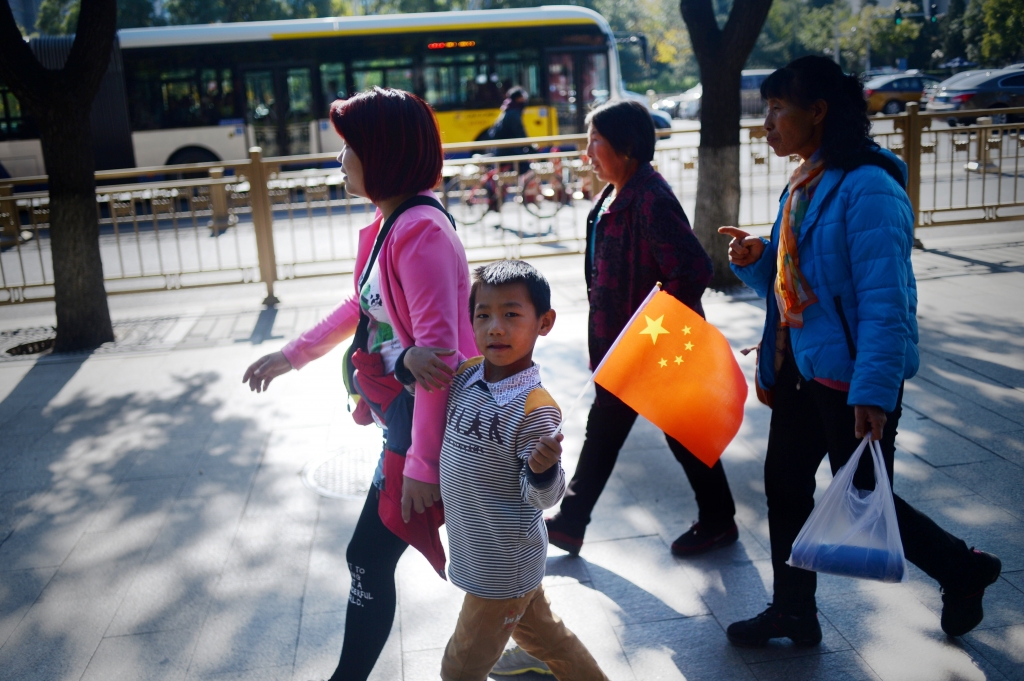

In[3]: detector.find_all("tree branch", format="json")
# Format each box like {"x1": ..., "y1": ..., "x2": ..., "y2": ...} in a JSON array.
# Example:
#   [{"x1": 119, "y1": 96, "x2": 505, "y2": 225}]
[
  {"x1": 63, "y1": 0, "x2": 117, "y2": 101},
  {"x1": 0, "y1": 0, "x2": 50, "y2": 112},
  {"x1": 679, "y1": 0, "x2": 723, "y2": 66},
  {"x1": 722, "y1": 0, "x2": 775, "y2": 70}
]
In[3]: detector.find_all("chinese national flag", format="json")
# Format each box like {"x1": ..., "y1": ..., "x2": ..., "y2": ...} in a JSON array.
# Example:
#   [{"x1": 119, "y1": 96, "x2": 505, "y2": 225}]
[{"x1": 594, "y1": 291, "x2": 747, "y2": 467}]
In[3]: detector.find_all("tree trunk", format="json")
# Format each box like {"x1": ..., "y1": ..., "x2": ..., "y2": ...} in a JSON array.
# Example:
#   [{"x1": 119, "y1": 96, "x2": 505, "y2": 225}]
[
  {"x1": 39, "y1": 106, "x2": 114, "y2": 352},
  {"x1": 680, "y1": 0, "x2": 774, "y2": 290},
  {"x1": 0, "y1": 0, "x2": 117, "y2": 351}
]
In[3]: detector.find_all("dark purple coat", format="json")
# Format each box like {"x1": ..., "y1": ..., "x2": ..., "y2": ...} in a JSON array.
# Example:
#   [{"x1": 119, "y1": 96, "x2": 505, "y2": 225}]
[{"x1": 585, "y1": 162, "x2": 714, "y2": 368}]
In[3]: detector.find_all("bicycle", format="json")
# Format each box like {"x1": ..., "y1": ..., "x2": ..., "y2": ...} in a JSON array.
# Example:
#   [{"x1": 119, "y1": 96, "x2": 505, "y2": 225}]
[{"x1": 444, "y1": 154, "x2": 572, "y2": 226}]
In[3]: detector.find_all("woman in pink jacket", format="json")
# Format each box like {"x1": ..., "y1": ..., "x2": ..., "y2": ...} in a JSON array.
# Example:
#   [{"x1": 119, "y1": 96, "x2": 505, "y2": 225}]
[{"x1": 242, "y1": 88, "x2": 476, "y2": 681}]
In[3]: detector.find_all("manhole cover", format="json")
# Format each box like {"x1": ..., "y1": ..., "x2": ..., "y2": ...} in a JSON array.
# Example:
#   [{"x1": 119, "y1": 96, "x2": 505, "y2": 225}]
[{"x1": 301, "y1": 444, "x2": 382, "y2": 499}]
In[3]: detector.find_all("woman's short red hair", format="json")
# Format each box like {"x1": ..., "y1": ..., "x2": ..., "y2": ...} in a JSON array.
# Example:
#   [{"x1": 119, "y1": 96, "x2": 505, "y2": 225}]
[{"x1": 330, "y1": 88, "x2": 443, "y2": 203}]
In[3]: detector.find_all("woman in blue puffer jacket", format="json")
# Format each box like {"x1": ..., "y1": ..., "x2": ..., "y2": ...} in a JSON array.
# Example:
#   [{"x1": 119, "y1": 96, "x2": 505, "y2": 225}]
[{"x1": 720, "y1": 56, "x2": 1000, "y2": 647}]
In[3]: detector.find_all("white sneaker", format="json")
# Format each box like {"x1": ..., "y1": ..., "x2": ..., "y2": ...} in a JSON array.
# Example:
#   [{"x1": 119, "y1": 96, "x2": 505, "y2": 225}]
[{"x1": 490, "y1": 646, "x2": 553, "y2": 676}]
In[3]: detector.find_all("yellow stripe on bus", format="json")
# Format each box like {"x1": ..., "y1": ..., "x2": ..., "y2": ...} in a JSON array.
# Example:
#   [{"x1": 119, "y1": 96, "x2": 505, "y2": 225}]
[
  {"x1": 434, "y1": 106, "x2": 559, "y2": 144},
  {"x1": 270, "y1": 18, "x2": 596, "y2": 40}
]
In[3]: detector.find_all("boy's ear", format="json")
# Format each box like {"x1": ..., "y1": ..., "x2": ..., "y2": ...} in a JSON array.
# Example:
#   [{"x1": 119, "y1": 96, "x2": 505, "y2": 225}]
[{"x1": 537, "y1": 308, "x2": 556, "y2": 337}]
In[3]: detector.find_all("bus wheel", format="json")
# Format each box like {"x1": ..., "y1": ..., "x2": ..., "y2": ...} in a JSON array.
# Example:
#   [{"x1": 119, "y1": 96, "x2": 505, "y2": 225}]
[{"x1": 166, "y1": 146, "x2": 220, "y2": 168}]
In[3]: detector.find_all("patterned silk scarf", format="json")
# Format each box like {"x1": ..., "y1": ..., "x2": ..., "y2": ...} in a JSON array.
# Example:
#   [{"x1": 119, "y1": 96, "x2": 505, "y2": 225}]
[{"x1": 774, "y1": 151, "x2": 826, "y2": 327}]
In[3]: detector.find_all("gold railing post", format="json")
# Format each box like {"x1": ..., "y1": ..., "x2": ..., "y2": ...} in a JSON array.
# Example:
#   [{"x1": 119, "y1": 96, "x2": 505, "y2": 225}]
[
  {"x1": 248, "y1": 147, "x2": 279, "y2": 305},
  {"x1": 0, "y1": 185, "x2": 16, "y2": 246},
  {"x1": 904, "y1": 103, "x2": 923, "y2": 249},
  {"x1": 208, "y1": 167, "x2": 235, "y2": 236}
]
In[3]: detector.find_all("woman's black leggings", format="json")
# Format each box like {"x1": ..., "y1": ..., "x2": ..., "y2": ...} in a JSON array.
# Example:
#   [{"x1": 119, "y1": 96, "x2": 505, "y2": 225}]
[{"x1": 328, "y1": 486, "x2": 408, "y2": 681}]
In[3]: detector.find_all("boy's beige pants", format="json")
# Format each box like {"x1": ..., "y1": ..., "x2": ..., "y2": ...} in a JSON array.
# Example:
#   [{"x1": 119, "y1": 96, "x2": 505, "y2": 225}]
[{"x1": 440, "y1": 583, "x2": 609, "y2": 681}]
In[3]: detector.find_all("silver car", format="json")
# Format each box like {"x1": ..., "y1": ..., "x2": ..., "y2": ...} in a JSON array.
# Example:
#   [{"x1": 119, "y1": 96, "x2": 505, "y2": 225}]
[
  {"x1": 928, "y1": 66, "x2": 1024, "y2": 125},
  {"x1": 653, "y1": 69, "x2": 774, "y2": 120}
]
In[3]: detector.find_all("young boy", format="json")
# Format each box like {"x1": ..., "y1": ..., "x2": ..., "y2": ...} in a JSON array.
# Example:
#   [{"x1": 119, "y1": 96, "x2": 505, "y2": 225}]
[{"x1": 428, "y1": 260, "x2": 609, "y2": 681}]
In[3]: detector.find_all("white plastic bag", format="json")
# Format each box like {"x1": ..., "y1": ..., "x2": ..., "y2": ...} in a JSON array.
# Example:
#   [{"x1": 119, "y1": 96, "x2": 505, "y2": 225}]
[{"x1": 787, "y1": 436, "x2": 908, "y2": 583}]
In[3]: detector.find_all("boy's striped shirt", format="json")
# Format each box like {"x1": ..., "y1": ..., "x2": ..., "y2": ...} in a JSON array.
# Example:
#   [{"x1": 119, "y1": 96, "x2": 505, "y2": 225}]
[{"x1": 439, "y1": 359, "x2": 565, "y2": 599}]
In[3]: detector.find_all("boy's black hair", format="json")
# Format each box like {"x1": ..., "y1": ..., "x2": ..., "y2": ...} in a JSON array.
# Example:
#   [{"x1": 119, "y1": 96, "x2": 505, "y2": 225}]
[{"x1": 469, "y1": 260, "x2": 551, "y2": 317}]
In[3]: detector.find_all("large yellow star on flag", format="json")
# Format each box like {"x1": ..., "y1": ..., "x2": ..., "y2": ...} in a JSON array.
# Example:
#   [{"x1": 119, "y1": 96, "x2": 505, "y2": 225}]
[{"x1": 639, "y1": 315, "x2": 670, "y2": 345}]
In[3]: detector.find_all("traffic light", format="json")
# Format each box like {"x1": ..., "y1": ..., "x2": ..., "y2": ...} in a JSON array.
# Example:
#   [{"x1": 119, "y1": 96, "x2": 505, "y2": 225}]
[
  {"x1": 930, "y1": 3, "x2": 938, "y2": 22},
  {"x1": 895, "y1": 7, "x2": 903, "y2": 25}
]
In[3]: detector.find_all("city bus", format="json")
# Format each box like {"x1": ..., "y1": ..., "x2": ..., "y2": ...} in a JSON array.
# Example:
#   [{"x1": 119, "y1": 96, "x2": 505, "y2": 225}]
[{"x1": 0, "y1": 6, "x2": 622, "y2": 178}]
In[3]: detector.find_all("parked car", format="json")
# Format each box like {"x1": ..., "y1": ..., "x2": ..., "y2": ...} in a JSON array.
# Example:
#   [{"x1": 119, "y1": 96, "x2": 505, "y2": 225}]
[
  {"x1": 652, "y1": 70, "x2": 774, "y2": 121},
  {"x1": 864, "y1": 72, "x2": 943, "y2": 114},
  {"x1": 654, "y1": 84, "x2": 701, "y2": 119},
  {"x1": 926, "y1": 67, "x2": 1024, "y2": 125},
  {"x1": 740, "y1": 69, "x2": 774, "y2": 117},
  {"x1": 923, "y1": 70, "x2": 983, "y2": 106},
  {"x1": 624, "y1": 90, "x2": 674, "y2": 129}
]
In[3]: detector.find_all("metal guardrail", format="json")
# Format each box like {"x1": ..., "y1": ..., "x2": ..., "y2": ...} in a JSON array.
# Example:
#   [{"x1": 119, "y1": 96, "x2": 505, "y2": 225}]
[{"x1": 2, "y1": 106, "x2": 1023, "y2": 305}]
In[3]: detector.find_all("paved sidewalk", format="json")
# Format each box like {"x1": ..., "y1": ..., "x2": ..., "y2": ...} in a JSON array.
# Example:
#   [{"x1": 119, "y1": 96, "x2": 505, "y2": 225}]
[{"x1": 1, "y1": 224, "x2": 1022, "y2": 681}]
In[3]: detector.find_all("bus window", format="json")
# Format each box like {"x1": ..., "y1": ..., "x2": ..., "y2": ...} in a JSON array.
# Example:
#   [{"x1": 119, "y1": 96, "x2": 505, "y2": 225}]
[
  {"x1": 353, "y1": 58, "x2": 413, "y2": 93},
  {"x1": 245, "y1": 71, "x2": 278, "y2": 156},
  {"x1": 286, "y1": 68, "x2": 313, "y2": 155},
  {"x1": 494, "y1": 51, "x2": 540, "y2": 102},
  {"x1": 319, "y1": 63, "x2": 347, "y2": 113},
  {"x1": 424, "y1": 53, "x2": 499, "y2": 108},
  {"x1": 1, "y1": 89, "x2": 28, "y2": 140},
  {"x1": 547, "y1": 54, "x2": 577, "y2": 133},
  {"x1": 200, "y1": 69, "x2": 234, "y2": 124},
  {"x1": 581, "y1": 52, "x2": 609, "y2": 111},
  {"x1": 161, "y1": 71, "x2": 201, "y2": 128}
]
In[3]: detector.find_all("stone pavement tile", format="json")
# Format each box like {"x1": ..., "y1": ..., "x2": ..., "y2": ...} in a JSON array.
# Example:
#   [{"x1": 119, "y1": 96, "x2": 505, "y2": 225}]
[
  {"x1": 914, "y1": 356, "x2": 1024, "y2": 426},
  {"x1": 0, "y1": 567, "x2": 56, "y2": 648},
  {"x1": 289, "y1": 610, "x2": 345, "y2": 681},
  {"x1": 186, "y1": 665, "x2": 292, "y2": 681},
  {"x1": 614, "y1": 615, "x2": 755, "y2": 681},
  {"x1": 187, "y1": 586, "x2": 303, "y2": 678},
  {"x1": 969, "y1": 430, "x2": 1024, "y2": 469},
  {"x1": 105, "y1": 562, "x2": 218, "y2": 637},
  {"x1": 79, "y1": 628, "x2": 199, "y2": 681},
  {"x1": 891, "y1": 449, "x2": 975, "y2": 504},
  {"x1": 580, "y1": 536, "x2": 709, "y2": 626},
  {"x1": 36, "y1": 529, "x2": 150, "y2": 605},
  {"x1": 0, "y1": 487, "x2": 38, "y2": 544},
  {"x1": 396, "y1": 547, "x2": 465, "y2": 654},
  {"x1": 942, "y1": 460, "x2": 1024, "y2": 522},
  {"x1": 124, "y1": 438, "x2": 208, "y2": 481},
  {"x1": 544, "y1": 553, "x2": 593, "y2": 587},
  {"x1": 401, "y1": 647, "x2": 443, "y2": 681},
  {"x1": 106, "y1": 495, "x2": 249, "y2": 637},
  {"x1": 0, "y1": 588, "x2": 119, "y2": 681},
  {"x1": 903, "y1": 386, "x2": 1024, "y2": 439},
  {"x1": 179, "y1": 429, "x2": 269, "y2": 498},
  {"x1": 291, "y1": 613, "x2": 402, "y2": 681},
  {"x1": 0, "y1": 491, "x2": 111, "y2": 569},
  {"x1": 817, "y1": 587, "x2": 990, "y2": 681},
  {"x1": 218, "y1": 512, "x2": 316, "y2": 585},
  {"x1": 1003, "y1": 569, "x2": 1024, "y2": 594},
  {"x1": 86, "y1": 476, "x2": 186, "y2": 534},
  {"x1": 911, "y1": 495, "x2": 1024, "y2": 572},
  {"x1": 241, "y1": 452, "x2": 321, "y2": 521},
  {"x1": 302, "y1": 498, "x2": 363, "y2": 618},
  {"x1": 963, "y1": 625, "x2": 1024, "y2": 681},
  {"x1": 895, "y1": 415, "x2": 1000, "y2": 467},
  {"x1": 747, "y1": 649, "x2": 882, "y2": 681},
  {"x1": 544, "y1": 581, "x2": 635, "y2": 681},
  {"x1": 568, "y1": 474, "x2": 660, "y2": 545}
]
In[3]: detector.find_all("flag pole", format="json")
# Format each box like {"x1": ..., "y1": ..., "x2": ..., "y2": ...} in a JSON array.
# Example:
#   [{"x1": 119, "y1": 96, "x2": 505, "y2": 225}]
[{"x1": 552, "y1": 283, "x2": 662, "y2": 436}]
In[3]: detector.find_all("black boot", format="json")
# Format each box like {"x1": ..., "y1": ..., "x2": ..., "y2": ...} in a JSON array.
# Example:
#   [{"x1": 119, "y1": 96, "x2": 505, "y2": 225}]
[
  {"x1": 671, "y1": 521, "x2": 738, "y2": 557},
  {"x1": 544, "y1": 514, "x2": 584, "y2": 557},
  {"x1": 941, "y1": 548, "x2": 1001, "y2": 637},
  {"x1": 727, "y1": 604, "x2": 822, "y2": 647}
]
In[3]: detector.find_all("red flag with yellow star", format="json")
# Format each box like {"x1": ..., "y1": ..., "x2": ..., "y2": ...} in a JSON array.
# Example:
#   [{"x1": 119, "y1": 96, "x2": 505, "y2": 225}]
[{"x1": 594, "y1": 290, "x2": 747, "y2": 467}]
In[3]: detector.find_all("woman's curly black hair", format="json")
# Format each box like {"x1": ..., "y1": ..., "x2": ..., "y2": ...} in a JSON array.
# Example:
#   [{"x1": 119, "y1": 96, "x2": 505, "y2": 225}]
[{"x1": 760, "y1": 55, "x2": 875, "y2": 170}]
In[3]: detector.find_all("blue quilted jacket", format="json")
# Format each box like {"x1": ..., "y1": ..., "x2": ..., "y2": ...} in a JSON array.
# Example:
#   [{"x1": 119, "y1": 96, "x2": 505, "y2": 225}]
[{"x1": 731, "y1": 148, "x2": 918, "y2": 412}]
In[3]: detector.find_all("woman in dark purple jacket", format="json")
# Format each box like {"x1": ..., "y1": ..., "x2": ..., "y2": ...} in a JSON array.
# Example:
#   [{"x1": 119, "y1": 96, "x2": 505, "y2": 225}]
[{"x1": 545, "y1": 100, "x2": 738, "y2": 557}]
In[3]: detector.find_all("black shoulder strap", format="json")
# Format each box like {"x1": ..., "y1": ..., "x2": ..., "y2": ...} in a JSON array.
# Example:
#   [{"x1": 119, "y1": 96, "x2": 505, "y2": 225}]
[{"x1": 359, "y1": 195, "x2": 456, "y2": 290}]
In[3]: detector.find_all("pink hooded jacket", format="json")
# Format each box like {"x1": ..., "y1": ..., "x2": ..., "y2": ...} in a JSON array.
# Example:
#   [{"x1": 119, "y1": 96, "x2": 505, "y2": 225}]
[{"x1": 281, "y1": 191, "x2": 477, "y2": 484}]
